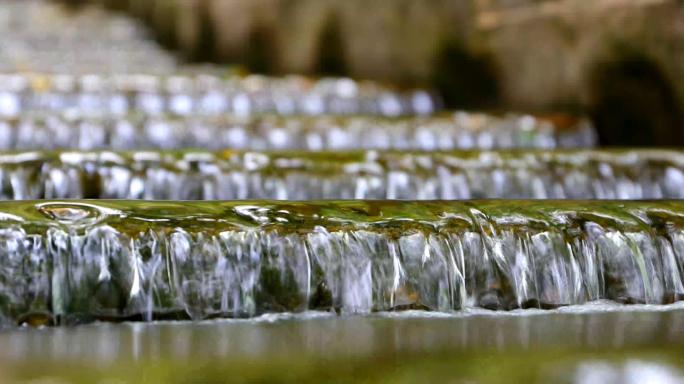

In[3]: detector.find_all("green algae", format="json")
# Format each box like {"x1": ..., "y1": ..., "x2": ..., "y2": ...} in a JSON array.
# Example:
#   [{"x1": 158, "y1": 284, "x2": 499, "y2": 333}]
[{"x1": 0, "y1": 199, "x2": 681, "y2": 237}]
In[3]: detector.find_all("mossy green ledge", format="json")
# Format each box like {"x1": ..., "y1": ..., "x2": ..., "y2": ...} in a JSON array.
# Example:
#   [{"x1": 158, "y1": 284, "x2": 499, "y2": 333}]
[{"x1": 0, "y1": 199, "x2": 683, "y2": 326}]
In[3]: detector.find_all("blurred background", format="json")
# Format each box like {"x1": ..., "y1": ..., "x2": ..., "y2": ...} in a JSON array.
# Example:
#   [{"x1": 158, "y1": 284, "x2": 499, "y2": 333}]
[{"x1": 55, "y1": 0, "x2": 684, "y2": 147}]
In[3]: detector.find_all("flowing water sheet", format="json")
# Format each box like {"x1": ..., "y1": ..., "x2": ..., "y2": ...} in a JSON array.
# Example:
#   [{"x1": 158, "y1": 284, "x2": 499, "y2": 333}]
[{"x1": 1, "y1": 200, "x2": 683, "y2": 325}]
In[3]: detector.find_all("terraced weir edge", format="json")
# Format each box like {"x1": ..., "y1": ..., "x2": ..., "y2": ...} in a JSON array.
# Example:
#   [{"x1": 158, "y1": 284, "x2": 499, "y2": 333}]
[
  {"x1": 0, "y1": 112, "x2": 595, "y2": 150},
  {"x1": 0, "y1": 149, "x2": 681, "y2": 200},
  {"x1": 1, "y1": 200, "x2": 684, "y2": 326}
]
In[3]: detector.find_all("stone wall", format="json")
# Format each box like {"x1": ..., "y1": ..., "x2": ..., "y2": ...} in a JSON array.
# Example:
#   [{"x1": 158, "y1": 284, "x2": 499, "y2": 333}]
[
  {"x1": 96, "y1": 0, "x2": 474, "y2": 83},
  {"x1": 477, "y1": 0, "x2": 684, "y2": 144}
]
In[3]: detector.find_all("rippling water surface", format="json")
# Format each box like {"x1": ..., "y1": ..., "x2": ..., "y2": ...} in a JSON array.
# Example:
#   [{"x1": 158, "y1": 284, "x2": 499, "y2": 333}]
[{"x1": 2, "y1": 301, "x2": 684, "y2": 362}]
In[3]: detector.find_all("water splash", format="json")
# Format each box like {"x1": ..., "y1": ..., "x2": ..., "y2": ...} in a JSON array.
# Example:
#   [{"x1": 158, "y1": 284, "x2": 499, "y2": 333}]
[
  {"x1": 0, "y1": 200, "x2": 683, "y2": 326},
  {"x1": 0, "y1": 149, "x2": 679, "y2": 200}
]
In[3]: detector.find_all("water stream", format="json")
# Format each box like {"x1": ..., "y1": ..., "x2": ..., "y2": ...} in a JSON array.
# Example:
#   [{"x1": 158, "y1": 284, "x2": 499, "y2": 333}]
[
  {"x1": 1, "y1": 200, "x2": 683, "y2": 325},
  {"x1": 0, "y1": 149, "x2": 677, "y2": 200},
  {"x1": 0, "y1": 112, "x2": 594, "y2": 150},
  {"x1": 0, "y1": 73, "x2": 436, "y2": 117}
]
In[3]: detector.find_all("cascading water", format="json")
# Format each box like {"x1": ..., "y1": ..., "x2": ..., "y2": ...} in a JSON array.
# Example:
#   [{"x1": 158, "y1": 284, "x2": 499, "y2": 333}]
[
  {"x1": 0, "y1": 112, "x2": 595, "y2": 150},
  {"x1": 1, "y1": 200, "x2": 683, "y2": 326},
  {"x1": 0, "y1": 149, "x2": 679, "y2": 200},
  {"x1": 0, "y1": 73, "x2": 435, "y2": 117}
]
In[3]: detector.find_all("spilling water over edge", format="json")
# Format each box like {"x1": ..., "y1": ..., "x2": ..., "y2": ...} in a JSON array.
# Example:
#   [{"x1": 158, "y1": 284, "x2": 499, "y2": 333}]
[
  {"x1": 1, "y1": 200, "x2": 684, "y2": 325},
  {"x1": 0, "y1": 73, "x2": 437, "y2": 117},
  {"x1": 0, "y1": 149, "x2": 680, "y2": 200},
  {"x1": 0, "y1": 112, "x2": 595, "y2": 150}
]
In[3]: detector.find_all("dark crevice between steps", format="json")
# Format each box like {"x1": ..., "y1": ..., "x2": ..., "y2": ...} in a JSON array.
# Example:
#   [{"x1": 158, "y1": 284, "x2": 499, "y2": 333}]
[
  {"x1": 589, "y1": 49, "x2": 684, "y2": 146},
  {"x1": 315, "y1": 13, "x2": 349, "y2": 77},
  {"x1": 190, "y1": 2, "x2": 219, "y2": 63},
  {"x1": 431, "y1": 40, "x2": 501, "y2": 110},
  {"x1": 100, "y1": 0, "x2": 131, "y2": 12},
  {"x1": 151, "y1": 1, "x2": 180, "y2": 52},
  {"x1": 246, "y1": 24, "x2": 278, "y2": 74}
]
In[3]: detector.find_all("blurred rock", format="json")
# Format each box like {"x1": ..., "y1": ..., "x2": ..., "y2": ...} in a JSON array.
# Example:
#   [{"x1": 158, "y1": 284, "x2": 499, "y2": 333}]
[{"x1": 66, "y1": 0, "x2": 684, "y2": 144}]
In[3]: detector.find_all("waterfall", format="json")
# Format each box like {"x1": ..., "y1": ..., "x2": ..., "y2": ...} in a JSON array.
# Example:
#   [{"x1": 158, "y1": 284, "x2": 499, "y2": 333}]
[
  {"x1": 0, "y1": 74, "x2": 435, "y2": 118},
  {"x1": 1, "y1": 200, "x2": 683, "y2": 325},
  {"x1": 0, "y1": 112, "x2": 594, "y2": 150},
  {"x1": 0, "y1": 149, "x2": 679, "y2": 200}
]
